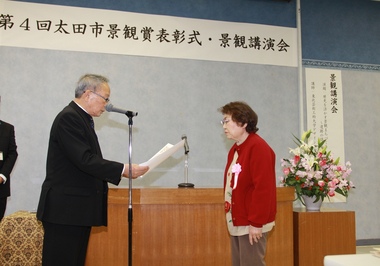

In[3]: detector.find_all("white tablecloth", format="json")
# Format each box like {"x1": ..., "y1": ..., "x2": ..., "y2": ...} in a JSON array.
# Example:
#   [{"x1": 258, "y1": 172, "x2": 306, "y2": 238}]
[{"x1": 324, "y1": 254, "x2": 380, "y2": 266}]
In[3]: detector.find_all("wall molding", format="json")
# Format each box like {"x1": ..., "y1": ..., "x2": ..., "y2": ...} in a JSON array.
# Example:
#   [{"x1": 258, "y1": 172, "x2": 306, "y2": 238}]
[
  {"x1": 356, "y1": 239, "x2": 380, "y2": 246},
  {"x1": 303, "y1": 59, "x2": 380, "y2": 72}
]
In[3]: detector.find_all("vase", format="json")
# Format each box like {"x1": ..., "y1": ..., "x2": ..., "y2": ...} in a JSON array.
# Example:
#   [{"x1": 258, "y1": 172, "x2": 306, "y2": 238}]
[{"x1": 302, "y1": 195, "x2": 323, "y2": 212}]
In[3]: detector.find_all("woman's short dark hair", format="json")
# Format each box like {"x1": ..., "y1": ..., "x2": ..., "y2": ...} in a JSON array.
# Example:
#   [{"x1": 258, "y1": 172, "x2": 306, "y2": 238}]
[{"x1": 218, "y1": 101, "x2": 259, "y2": 133}]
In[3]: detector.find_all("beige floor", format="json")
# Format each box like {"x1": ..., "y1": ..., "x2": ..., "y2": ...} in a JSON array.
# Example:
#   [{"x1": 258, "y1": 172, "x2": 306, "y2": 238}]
[{"x1": 356, "y1": 245, "x2": 380, "y2": 254}]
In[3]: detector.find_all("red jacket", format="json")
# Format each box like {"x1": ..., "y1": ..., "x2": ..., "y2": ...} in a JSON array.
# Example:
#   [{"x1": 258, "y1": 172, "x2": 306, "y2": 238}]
[{"x1": 224, "y1": 133, "x2": 276, "y2": 228}]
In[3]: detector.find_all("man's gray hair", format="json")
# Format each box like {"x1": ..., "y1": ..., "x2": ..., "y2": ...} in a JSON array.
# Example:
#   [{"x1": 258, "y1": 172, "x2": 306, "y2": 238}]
[{"x1": 75, "y1": 74, "x2": 109, "y2": 98}]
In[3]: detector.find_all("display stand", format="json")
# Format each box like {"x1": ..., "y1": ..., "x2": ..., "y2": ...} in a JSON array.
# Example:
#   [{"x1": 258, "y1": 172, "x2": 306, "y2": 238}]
[{"x1": 293, "y1": 208, "x2": 356, "y2": 266}]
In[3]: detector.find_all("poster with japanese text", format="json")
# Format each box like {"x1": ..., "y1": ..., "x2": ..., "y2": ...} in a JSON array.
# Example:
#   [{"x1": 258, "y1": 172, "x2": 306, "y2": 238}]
[{"x1": 306, "y1": 68, "x2": 345, "y2": 202}]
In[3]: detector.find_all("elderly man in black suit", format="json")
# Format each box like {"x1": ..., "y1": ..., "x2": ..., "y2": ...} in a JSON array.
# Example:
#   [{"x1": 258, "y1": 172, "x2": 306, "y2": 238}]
[
  {"x1": 0, "y1": 120, "x2": 18, "y2": 220},
  {"x1": 37, "y1": 74, "x2": 148, "y2": 266}
]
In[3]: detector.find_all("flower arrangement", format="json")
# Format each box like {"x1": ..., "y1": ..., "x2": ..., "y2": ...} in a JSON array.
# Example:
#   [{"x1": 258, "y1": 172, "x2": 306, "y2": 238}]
[{"x1": 279, "y1": 130, "x2": 354, "y2": 205}]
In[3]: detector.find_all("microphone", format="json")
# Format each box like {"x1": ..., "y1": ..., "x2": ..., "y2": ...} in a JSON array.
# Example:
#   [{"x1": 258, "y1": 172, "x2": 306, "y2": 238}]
[
  {"x1": 178, "y1": 134, "x2": 194, "y2": 188},
  {"x1": 105, "y1": 103, "x2": 138, "y2": 117},
  {"x1": 182, "y1": 134, "x2": 189, "y2": 154}
]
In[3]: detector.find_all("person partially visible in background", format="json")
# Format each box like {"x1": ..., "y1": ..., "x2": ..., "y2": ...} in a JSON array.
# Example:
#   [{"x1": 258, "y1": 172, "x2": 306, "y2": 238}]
[
  {"x1": 0, "y1": 119, "x2": 18, "y2": 221},
  {"x1": 219, "y1": 101, "x2": 276, "y2": 266}
]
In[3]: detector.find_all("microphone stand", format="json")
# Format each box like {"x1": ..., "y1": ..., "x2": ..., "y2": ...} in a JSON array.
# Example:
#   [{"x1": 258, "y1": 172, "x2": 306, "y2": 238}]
[
  {"x1": 126, "y1": 112, "x2": 137, "y2": 266},
  {"x1": 178, "y1": 139, "x2": 194, "y2": 188}
]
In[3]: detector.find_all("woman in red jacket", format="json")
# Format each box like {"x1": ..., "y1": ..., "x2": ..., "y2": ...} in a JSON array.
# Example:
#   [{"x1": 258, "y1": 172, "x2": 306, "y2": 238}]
[{"x1": 219, "y1": 101, "x2": 277, "y2": 266}]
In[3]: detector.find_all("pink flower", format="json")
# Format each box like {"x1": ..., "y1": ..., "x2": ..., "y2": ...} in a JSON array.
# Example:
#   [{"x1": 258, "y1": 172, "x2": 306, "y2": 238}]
[
  {"x1": 318, "y1": 180, "x2": 325, "y2": 187},
  {"x1": 328, "y1": 181, "x2": 335, "y2": 188},
  {"x1": 283, "y1": 167, "x2": 290, "y2": 175},
  {"x1": 232, "y1": 163, "x2": 242, "y2": 174},
  {"x1": 231, "y1": 163, "x2": 242, "y2": 190}
]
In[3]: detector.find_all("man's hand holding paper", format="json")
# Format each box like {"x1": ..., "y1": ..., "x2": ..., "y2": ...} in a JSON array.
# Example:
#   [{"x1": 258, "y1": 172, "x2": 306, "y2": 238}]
[{"x1": 122, "y1": 164, "x2": 149, "y2": 179}]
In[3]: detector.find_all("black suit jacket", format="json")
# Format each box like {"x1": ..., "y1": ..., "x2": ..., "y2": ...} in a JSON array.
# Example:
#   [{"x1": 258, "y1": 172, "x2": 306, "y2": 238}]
[
  {"x1": 0, "y1": 120, "x2": 18, "y2": 198},
  {"x1": 37, "y1": 101, "x2": 123, "y2": 226}
]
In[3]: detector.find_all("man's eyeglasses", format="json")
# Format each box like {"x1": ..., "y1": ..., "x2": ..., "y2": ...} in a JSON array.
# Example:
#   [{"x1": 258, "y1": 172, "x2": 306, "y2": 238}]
[
  {"x1": 90, "y1": 90, "x2": 110, "y2": 103},
  {"x1": 220, "y1": 119, "x2": 230, "y2": 125}
]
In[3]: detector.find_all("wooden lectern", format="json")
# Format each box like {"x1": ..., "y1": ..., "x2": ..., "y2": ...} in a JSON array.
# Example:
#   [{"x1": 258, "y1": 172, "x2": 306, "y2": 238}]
[{"x1": 85, "y1": 187, "x2": 294, "y2": 266}]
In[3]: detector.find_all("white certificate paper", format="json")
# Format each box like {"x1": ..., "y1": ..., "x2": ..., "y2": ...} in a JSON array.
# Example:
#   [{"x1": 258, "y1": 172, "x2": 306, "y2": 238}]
[{"x1": 140, "y1": 139, "x2": 185, "y2": 176}]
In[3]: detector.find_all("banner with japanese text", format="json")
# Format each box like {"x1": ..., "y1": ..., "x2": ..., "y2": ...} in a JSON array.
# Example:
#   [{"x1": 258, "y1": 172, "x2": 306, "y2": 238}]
[
  {"x1": 305, "y1": 68, "x2": 345, "y2": 202},
  {"x1": 0, "y1": 0, "x2": 297, "y2": 67}
]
